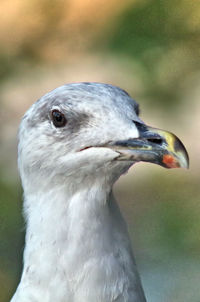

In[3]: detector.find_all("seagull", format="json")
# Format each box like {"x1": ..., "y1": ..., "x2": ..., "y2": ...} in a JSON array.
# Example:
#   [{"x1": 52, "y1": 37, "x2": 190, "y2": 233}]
[{"x1": 11, "y1": 82, "x2": 189, "y2": 302}]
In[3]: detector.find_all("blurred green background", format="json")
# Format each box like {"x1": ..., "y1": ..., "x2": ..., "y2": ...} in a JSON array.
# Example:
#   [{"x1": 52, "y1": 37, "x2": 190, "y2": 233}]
[{"x1": 0, "y1": 1, "x2": 199, "y2": 301}]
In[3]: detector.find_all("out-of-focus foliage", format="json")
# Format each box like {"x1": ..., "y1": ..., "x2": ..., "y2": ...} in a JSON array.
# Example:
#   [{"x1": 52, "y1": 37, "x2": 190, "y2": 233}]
[
  {"x1": 0, "y1": 0, "x2": 126, "y2": 81},
  {"x1": 104, "y1": 0, "x2": 200, "y2": 108},
  {"x1": 0, "y1": 178, "x2": 23, "y2": 302}
]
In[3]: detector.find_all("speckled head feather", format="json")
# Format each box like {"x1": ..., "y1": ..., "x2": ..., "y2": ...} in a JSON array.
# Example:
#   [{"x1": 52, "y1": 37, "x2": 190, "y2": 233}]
[{"x1": 18, "y1": 83, "x2": 142, "y2": 193}]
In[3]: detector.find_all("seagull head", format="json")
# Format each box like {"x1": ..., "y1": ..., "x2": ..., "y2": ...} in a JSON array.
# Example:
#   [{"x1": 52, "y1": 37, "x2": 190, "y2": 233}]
[{"x1": 18, "y1": 82, "x2": 189, "y2": 190}]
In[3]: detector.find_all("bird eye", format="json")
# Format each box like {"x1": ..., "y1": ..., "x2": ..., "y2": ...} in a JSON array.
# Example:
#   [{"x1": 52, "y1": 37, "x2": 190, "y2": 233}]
[{"x1": 51, "y1": 110, "x2": 67, "y2": 127}]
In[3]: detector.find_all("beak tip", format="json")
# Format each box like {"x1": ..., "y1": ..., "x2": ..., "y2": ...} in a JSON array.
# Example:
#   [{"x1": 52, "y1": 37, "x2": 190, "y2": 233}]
[
  {"x1": 183, "y1": 160, "x2": 189, "y2": 170},
  {"x1": 178, "y1": 149, "x2": 190, "y2": 170},
  {"x1": 162, "y1": 153, "x2": 189, "y2": 169}
]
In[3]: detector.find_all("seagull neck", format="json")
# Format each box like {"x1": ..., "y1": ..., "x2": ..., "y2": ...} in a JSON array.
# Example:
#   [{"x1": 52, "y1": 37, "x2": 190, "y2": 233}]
[
  {"x1": 14, "y1": 178, "x2": 145, "y2": 302},
  {"x1": 21, "y1": 179, "x2": 119, "y2": 280}
]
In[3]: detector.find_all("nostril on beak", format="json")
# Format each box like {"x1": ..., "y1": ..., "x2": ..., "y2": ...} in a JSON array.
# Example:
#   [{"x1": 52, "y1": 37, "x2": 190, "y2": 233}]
[
  {"x1": 134, "y1": 121, "x2": 165, "y2": 146},
  {"x1": 147, "y1": 137, "x2": 163, "y2": 145}
]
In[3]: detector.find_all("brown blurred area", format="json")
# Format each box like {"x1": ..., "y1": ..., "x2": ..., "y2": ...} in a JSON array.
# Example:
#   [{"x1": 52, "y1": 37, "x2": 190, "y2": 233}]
[{"x1": 0, "y1": 1, "x2": 200, "y2": 302}]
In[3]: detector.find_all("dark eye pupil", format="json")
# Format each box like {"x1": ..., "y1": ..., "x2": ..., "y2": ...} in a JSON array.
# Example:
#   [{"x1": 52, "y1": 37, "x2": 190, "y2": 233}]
[
  {"x1": 54, "y1": 111, "x2": 62, "y2": 121},
  {"x1": 51, "y1": 110, "x2": 67, "y2": 127}
]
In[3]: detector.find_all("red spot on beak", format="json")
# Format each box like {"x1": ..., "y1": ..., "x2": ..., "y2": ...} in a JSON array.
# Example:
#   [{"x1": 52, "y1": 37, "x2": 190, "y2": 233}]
[{"x1": 162, "y1": 154, "x2": 180, "y2": 168}]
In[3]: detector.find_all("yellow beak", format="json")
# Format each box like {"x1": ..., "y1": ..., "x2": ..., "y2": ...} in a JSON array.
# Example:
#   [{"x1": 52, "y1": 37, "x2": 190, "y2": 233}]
[{"x1": 110, "y1": 124, "x2": 189, "y2": 169}]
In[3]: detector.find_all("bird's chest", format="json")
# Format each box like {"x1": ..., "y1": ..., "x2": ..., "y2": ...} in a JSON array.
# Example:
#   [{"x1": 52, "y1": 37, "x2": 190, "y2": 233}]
[
  {"x1": 38, "y1": 247, "x2": 136, "y2": 302},
  {"x1": 19, "y1": 230, "x2": 136, "y2": 302},
  {"x1": 13, "y1": 192, "x2": 144, "y2": 302}
]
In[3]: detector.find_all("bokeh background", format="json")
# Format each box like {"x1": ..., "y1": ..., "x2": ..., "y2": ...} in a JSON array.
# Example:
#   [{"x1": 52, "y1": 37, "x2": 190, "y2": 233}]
[{"x1": 0, "y1": 1, "x2": 199, "y2": 301}]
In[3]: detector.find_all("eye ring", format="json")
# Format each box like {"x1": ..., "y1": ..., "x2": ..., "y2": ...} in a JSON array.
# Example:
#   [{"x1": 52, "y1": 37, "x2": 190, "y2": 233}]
[{"x1": 51, "y1": 109, "x2": 67, "y2": 127}]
